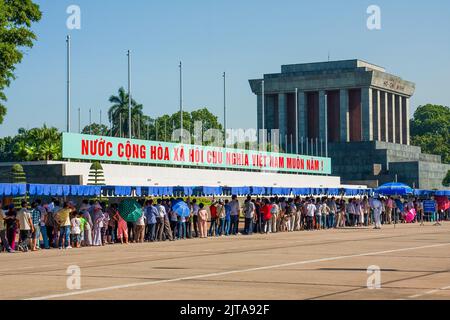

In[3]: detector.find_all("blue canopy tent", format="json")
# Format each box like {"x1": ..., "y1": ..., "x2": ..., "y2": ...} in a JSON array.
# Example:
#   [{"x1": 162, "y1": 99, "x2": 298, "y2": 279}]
[
  {"x1": 0, "y1": 183, "x2": 27, "y2": 197},
  {"x1": 5, "y1": 183, "x2": 447, "y2": 199},
  {"x1": 375, "y1": 182, "x2": 413, "y2": 196}
]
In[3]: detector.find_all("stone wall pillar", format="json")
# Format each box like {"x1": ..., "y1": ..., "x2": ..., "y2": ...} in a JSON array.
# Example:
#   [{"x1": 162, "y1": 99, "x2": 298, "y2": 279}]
[
  {"x1": 297, "y1": 90, "x2": 307, "y2": 145},
  {"x1": 319, "y1": 90, "x2": 327, "y2": 142},
  {"x1": 361, "y1": 87, "x2": 373, "y2": 141},
  {"x1": 372, "y1": 89, "x2": 381, "y2": 141},
  {"x1": 404, "y1": 97, "x2": 410, "y2": 145},
  {"x1": 339, "y1": 89, "x2": 349, "y2": 142},
  {"x1": 278, "y1": 93, "x2": 287, "y2": 147},
  {"x1": 395, "y1": 95, "x2": 403, "y2": 144}
]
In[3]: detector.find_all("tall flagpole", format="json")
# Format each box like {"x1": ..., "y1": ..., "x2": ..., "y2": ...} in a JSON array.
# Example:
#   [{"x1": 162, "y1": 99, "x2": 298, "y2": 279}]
[
  {"x1": 89, "y1": 108, "x2": 92, "y2": 135},
  {"x1": 261, "y1": 80, "x2": 265, "y2": 150},
  {"x1": 66, "y1": 35, "x2": 71, "y2": 133},
  {"x1": 223, "y1": 72, "x2": 226, "y2": 148},
  {"x1": 179, "y1": 61, "x2": 183, "y2": 137},
  {"x1": 127, "y1": 50, "x2": 132, "y2": 138},
  {"x1": 325, "y1": 92, "x2": 328, "y2": 158},
  {"x1": 78, "y1": 107, "x2": 81, "y2": 133},
  {"x1": 295, "y1": 88, "x2": 298, "y2": 154}
]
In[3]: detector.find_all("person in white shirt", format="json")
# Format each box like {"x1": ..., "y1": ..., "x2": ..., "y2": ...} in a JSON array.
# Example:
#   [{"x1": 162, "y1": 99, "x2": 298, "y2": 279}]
[
  {"x1": 306, "y1": 199, "x2": 316, "y2": 231},
  {"x1": 16, "y1": 201, "x2": 34, "y2": 252},
  {"x1": 315, "y1": 200, "x2": 322, "y2": 230},
  {"x1": 371, "y1": 197, "x2": 383, "y2": 229}
]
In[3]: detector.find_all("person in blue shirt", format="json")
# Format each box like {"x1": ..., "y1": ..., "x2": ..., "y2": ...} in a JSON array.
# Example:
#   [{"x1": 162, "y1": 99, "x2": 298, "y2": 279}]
[
  {"x1": 224, "y1": 199, "x2": 231, "y2": 236},
  {"x1": 144, "y1": 200, "x2": 158, "y2": 242},
  {"x1": 394, "y1": 198, "x2": 403, "y2": 224}
]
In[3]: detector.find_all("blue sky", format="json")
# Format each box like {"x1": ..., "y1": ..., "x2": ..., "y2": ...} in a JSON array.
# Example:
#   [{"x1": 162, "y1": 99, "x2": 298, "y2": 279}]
[{"x1": 1, "y1": 0, "x2": 449, "y2": 137}]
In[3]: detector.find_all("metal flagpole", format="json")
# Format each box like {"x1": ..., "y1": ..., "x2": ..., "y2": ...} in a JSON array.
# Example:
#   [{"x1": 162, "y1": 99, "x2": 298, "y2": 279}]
[
  {"x1": 156, "y1": 120, "x2": 159, "y2": 141},
  {"x1": 325, "y1": 92, "x2": 328, "y2": 158},
  {"x1": 100, "y1": 110, "x2": 102, "y2": 126},
  {"x1": 78, "y1": 107, "x2": 81, "y2": 133},
  {"x1": 295, "y1": 88, "x2": 298, "y2": 154},
  {"x1": 290, "y1": 134, "x2": 293, "y2": 154},
  {"x1": 89, "y1": 108, "x2": 92, "y2": 135},
  {"x1": 316, "y1": 138, "x2": 318, "y2": 156},
  {"x1": 138, "y1": 114, "x2": 140, "y2": 139},
  {"x1": 179, "y1": 61, "x2": 183, "y2": 137},
  {"x1": 306, "y1": 137, "x2": 309, "y2": 155},
  {"x1": 261, "y1": 80, "x2": 265, "y2": 150},
  {"x1": 223, "y1": 72, "x2": 226, "y2": 148},
  {"x1": 301, "y1": 136, "x2": 304, "y2": 154},
  {"x1": 66, "y1": 35, "x2": 71, "y2": 133},
  {"x1": 285, "y1": 134, "x2": 287, "y2": 153},
  {"x1": 127, "y1": 50, "x2": 132, "y2": 138},
  {"x1": 119, "y1": 113, "x2": 122, "y2": 138}
]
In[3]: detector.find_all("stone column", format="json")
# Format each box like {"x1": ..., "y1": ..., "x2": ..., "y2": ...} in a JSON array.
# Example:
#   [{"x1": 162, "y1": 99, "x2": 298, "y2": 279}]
[
  {"x1": 319, "y1": 90, "x2": 327, "y2": 142},
  {"x1": 404, "y1": 97, "x2": 410, "y2": 145},
  {"x1": 361, "y1": 87, "x2": 373, "y2": 141},
  {"x1": 395, "y1": 95, "x2": 403, "y2": 144},
  {"x1": 278, "y1": 93, "x2": 287, "y2": 147},
  {"x1": 381, "y1": 91, "x2": 388, "y2": 142},
  {"x1": 391, "y1": 93, "x2": 396, "y2": 143},
  {"x1": 339, "y1": 89, "x2": 349, "y2": 142},
  {"x1": 298, "y1": 90, "x2": 307, "y2": 143},
  {"x1": 372, "y1": 89, "x2": 381, "y2": 141}
]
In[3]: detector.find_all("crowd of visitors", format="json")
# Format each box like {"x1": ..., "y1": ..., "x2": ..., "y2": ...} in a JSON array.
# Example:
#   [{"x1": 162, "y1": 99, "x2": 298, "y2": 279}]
[{"x1": 0, "y1": 195, "x2": 447, "y2": 254}]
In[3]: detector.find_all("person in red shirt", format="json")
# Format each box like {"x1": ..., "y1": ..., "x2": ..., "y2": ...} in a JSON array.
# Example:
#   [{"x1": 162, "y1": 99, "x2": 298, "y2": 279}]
[
  {"x1": 261, "y1": 198, "x2": 273, "y2": 234},
  {"x1": 208, "y1": 201, "x2": 219, "y2": 237}
]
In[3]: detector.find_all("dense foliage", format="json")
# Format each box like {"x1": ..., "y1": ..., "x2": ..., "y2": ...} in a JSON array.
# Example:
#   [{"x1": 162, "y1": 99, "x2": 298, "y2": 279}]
[
  {"x1": 0, "y1": 0, "x2": 42, "y2": 124},
  {"x1": 0, "y1": 85, "x2": 223, "y2": 161},
  {"x1": 410, "y1": 104, "x2": 450, "y2": 164}
]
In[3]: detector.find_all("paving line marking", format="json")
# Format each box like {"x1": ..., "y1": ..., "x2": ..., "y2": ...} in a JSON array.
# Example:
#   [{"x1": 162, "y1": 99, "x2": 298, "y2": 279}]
[
  {"x1": 408, "y1": 285, "x2": 450, "y2": 299},
  {"x1": 25, "y1": 242, "x2": 450, "y2": 300}
]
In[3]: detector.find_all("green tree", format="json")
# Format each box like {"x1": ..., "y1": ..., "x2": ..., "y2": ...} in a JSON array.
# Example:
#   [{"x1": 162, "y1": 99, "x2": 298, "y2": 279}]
[
  {"x1": 10, "y1": 125, "x2": 62, "y2": 161},
  {"x1": 107, "y1": 87, "x2": 150, "y2": 138},
  {"x1": 443, "y1": 170, "x2": 450, "y2": 187},
  {"x1": 410, "y1": 104, "x2": 450, "y2": 164},
  {"x1": 82, "y1": 123, "x2": 110, "y2": 136},
  {"x1": 87, "y1": 161, "x2": 106, "y2": 186},
  {"x1": 154, "y1": 108, "x2": 223, "y2": 145},
  {"x1": 11, "y1": 163, "x2": 27, "y2": 206},
  {"x1": 0, "y1": 0, "x2": 42, "y2": 124}
]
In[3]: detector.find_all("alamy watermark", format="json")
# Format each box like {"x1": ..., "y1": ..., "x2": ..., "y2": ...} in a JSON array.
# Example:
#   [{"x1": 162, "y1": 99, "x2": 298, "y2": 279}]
[
  {"x1": 66, "y1": 5, "x2": 81, "y2": 30},
  {"x1": 367, "y1": 5, "x2": 381, "y2": 30},
  {"x1": 366, "y1": 265, "x2": 381, "y2": 289},
  {"x1": 66, "y1": 265, "x2": 82, "y2": 290}
]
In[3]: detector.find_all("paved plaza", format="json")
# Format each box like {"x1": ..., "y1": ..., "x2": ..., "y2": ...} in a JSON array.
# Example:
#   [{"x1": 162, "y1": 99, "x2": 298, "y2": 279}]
[{"x1": 1, "y1": 223, "x2": 450, "y2": 300}]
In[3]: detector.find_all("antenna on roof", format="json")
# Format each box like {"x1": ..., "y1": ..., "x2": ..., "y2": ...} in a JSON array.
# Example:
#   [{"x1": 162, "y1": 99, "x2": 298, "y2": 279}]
[{"x1": 328, "y1": 51, "x2": 331, "y2": 62}]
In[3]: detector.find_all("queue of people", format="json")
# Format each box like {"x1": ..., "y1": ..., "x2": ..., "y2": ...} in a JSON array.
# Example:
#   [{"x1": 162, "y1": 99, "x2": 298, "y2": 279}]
[{"x1": 0, "y1": 195, "x2": 447, "y2": 254}]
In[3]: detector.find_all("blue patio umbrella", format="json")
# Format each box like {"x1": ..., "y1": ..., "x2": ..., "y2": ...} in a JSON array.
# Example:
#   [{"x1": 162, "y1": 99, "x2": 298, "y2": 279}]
[
  {"x1": 118, "y1": 199, "x2": 143, "y2": 222},
  {"x1": 375, "y1": 182, "x2": 413, "y2": 196},
  {"x1": 172, "y1": 200, "x2": 191, "y2": 218}
]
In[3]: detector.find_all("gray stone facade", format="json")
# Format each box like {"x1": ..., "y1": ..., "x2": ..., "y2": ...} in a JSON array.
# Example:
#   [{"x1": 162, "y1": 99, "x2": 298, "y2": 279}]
[
  {"x1": 328, "y1": 141, "x2": 450, "y2": 189},
  {"x1": 0, "y1": 162, "x2": 82, "y2": 185},
  {"x1": 249, "y1": 59, "x2": 415, "y2": 150},
  {"x1": 249, "y1": 59, "x2": 449, "y2": 189}
]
